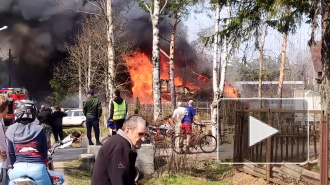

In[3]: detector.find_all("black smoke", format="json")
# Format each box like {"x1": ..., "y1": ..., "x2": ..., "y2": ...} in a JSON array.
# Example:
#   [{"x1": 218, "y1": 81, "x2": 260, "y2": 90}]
[{"x1": 0, "y1": 0, "x2": 211, "y2": 103}]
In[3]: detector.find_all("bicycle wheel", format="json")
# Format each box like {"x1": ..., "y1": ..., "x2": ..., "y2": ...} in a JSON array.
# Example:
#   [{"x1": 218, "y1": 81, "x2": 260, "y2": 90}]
[
  {"x1": 200, "y1": 135, "x2": 217, "y2": 153},
  {"x1": 171, "y1": 135, "x2": 186, "y2": 154}
]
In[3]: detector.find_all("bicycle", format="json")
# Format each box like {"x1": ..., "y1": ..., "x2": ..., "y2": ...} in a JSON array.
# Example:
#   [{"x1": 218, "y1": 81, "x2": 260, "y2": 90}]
[{"x1": 171, "y1": 122, "x2": 217, "y2": 154}]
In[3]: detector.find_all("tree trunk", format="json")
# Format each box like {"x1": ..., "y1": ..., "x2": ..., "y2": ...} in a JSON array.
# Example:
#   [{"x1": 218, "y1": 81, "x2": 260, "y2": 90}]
[
  {"x1": 151, "y1": 0, "x2": 162, "y2": 121},
  {"x1": 107, "y1": 0, "x2": 115, "y2": 112},
  {"x1": 213, "y1": 3, "x2": 220, "y2": 94},
  {"x1": 320, "y1": 4, "x2": 330, "y2": 184},
  {"x1": 277, "y1": 7, "x2": 289, "y2": 104},
  {"x1": 218, "y1": 2, "x2": 231, "y2": 98},
  {"x1": 321, "y1": 1, "x2": 330, "y2": 110},
  {"x1": 211, "y1": 2, "x2": 221, "y2": 137},
  {"x1": 78, "y1": 59, "x2": 82, "y2": 108},
  {"x1": 169, "y1": 11, "x2": 178, "y2": 113},
  {"x1": 88, "y1": 44, "x2": 91, "y2": 90},
  {"x1": 258, "y1": 23, "x2": 268, "y2": 100}
]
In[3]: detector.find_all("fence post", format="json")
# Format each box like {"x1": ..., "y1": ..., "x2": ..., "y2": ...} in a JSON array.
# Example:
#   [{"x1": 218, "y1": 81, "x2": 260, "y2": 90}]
[
  {"x1": 266, "y1": 109, "x2": 272, "y2": 182},
  {"x1": 320, "y1": 110, "x2": 328, "y2": 185}
]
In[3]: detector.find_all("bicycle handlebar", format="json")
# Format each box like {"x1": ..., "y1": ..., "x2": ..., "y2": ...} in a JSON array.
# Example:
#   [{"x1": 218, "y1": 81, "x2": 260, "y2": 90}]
[{"x1": 193, "y1": 122, "x2": 206, "y2": 127}]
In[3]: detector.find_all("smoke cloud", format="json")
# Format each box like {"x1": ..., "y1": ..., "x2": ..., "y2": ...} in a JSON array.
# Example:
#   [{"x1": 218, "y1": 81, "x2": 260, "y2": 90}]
[{"x1": 0, "y1": 0, "x2": 211, "y2": 104}]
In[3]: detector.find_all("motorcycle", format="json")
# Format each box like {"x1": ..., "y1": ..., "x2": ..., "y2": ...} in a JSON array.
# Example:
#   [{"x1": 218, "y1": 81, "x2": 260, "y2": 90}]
[{"x1": 11, "y1": 132, "x2": 80, "y2": 185}]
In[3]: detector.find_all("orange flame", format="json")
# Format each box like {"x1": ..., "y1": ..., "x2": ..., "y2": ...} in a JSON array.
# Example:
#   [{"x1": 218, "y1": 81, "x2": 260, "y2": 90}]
[
  {"x1": 174, "y1": 77, "x2": 183, "y2": 86},
  {"x1": 123, "y1": 51, "x2": 153, "y2": 104},
  {"x1": 124, "y1": 50, "x2": 213, "y2": 103},
  {"x1": 197, "y1": 74, "x2": 211, "y2": 83},
  {"x1": 224, "y1": 82, "x2": 239, "y2": 98},
  {"x1": 160, "y1": 52, "x2": 169, "y2": 79}
]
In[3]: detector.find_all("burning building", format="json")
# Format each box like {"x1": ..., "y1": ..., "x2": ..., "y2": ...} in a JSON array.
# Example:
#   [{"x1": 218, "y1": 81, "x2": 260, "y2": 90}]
[{"x1": 123, "y1": 50, "x2": 212, "y2": 104}]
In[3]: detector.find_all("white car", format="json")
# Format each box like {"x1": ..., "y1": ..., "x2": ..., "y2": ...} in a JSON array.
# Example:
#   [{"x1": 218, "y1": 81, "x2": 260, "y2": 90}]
[{"x1": 62, "y1": 109, "x2": 86, "y2": 127}]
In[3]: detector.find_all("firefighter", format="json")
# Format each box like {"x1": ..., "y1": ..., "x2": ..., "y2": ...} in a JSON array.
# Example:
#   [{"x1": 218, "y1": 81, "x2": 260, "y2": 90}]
[{"x1": 109, "y1": 90, "x2": 127, "y2": 135}]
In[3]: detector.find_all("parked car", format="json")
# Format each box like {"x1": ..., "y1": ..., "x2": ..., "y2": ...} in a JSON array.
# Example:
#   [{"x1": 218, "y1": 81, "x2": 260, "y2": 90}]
[{"x1": 62, "y1": 109, "x2": 86, "y2": 127}]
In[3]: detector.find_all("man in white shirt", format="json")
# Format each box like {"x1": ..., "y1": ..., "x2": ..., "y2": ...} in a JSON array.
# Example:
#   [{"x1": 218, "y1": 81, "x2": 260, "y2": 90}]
[
  {"x1": 0, "y1": 96, "x2": 9, "y2": 185},
  {"x1": 172, "y1": 102, "x2": 186, "y2": 134}
]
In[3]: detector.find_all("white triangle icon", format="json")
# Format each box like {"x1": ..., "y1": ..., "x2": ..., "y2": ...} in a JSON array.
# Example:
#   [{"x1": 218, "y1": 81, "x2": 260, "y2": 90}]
[{"x1": 249, "y1": 116, "x2": 279, "y2": 147}]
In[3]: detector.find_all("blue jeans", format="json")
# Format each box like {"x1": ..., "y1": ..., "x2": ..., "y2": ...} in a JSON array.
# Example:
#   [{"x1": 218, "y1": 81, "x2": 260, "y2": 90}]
[
  {"x1": 86, "y1": 116, "x2": 100, "y2": 140},
  {"x1": 9, "y1": 162, "x2": 51, "y2": 185}
]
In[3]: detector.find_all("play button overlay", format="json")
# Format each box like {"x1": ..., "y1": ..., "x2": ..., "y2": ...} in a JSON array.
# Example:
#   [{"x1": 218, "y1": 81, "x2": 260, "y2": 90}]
[
  {"x1": 249, "y1": 116, "x2": 279, "y2": 146},
  {"x1": 217, "y1": 98, "x2": 309, "y2": 164}
]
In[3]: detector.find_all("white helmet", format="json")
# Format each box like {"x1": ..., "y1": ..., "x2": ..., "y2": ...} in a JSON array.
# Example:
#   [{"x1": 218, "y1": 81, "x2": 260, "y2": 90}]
[{"x1": 14, "y1": 100, "x2": 37, "y2": 123}]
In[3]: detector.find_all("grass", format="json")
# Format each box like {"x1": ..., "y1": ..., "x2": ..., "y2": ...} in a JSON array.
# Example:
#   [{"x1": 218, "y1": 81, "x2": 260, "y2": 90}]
[
  {"x1": 190, "y1": 161, "x2": 232, "y2": 181},
  {"x1": 143, "y1": 173, "x2": 232, "y2": 185},
  {"x1": 64, "y1": 159, "x2": 92, "y2": 185},
  {"x1": 63, "y1": 159, "x2": 233, "y2": 185}
]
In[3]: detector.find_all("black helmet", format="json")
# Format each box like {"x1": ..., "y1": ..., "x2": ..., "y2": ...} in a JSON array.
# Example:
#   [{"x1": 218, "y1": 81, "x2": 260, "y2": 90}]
[{"x1": 14, "y1": 100, "x2": 37, "y2": 123}]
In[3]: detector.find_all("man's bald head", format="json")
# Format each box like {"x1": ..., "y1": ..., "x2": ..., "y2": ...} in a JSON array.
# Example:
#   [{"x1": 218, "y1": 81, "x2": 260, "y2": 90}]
[
  {"x1": 177, "y1": 102, "x2": 182, "y2": 107},
  {"x1": 188, "y1": 100, "x2": 194, "y2": 106}
]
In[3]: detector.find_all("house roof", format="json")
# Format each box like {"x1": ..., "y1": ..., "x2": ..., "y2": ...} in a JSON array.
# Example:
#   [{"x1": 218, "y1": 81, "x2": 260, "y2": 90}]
[{"x1": 310, "y1": 41, "x2": 322, "y2": 73}]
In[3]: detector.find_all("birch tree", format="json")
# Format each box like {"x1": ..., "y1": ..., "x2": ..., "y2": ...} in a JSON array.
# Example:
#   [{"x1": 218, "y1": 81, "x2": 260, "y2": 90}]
[
  {"x1": 218, "y1": 1, "x2": 231, "y2": 99},
  {"x1": 258, "y1": 23, "x2": 268, "y2": 100},
  {"x1": 140, "y1": 0, "x2": 168, "y2": 121},
  {"x1": 169, "y1": 11, "x2": 178, "y2": 112},
  {"x1": 210, "y1": 0, "x2": 222, "y2": 138},
  {"x1": 106, "y1": 0, "x2": 116, "y2": 112}
]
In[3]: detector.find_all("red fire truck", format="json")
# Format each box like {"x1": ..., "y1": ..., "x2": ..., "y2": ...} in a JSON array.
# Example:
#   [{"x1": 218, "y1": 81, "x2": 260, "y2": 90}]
[{"x1": 0, "y1": 88, "x2": 29, "y2": 126}]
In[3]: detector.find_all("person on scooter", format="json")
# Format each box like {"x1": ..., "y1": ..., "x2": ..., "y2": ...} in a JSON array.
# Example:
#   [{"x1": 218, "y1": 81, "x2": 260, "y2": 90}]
[{"x1": 6, "y1": 100, "x2": 51, "y2": 185}]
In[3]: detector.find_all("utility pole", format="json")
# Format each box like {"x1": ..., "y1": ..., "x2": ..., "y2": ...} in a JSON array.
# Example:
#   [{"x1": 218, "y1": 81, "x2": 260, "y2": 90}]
[{"x1": 8, "y1": 49, "x2": 12, "y2": 87}]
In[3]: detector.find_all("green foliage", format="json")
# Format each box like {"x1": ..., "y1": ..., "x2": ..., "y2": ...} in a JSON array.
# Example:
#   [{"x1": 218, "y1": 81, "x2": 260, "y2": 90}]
[
  {"x1": 204, "y1": 0, "x2": 313, "y2": 52},
  {"x1": 46, "y1": 72, "x2": 72, "y2": 106},
  {"x1": 164, "y1": 0, "x2": 200, "y2": 18}
]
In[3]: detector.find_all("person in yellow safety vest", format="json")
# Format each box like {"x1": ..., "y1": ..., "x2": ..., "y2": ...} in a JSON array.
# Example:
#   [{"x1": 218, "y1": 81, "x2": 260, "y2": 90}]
[{"x1": 109, "y1": 90, "x2": 127, "y2": 135}]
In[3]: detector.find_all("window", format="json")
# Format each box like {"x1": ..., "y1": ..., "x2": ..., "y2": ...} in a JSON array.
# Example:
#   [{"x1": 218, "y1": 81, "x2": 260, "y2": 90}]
[
  {"x1": 73, "y1": 111, "x2": 80, "y2": 117},
  {"x1": 78, "y1": 111, "x2": 84, "y2": 116},
  {"x1": 66, "y1": 111, "x2": 72, "y2": 117}
]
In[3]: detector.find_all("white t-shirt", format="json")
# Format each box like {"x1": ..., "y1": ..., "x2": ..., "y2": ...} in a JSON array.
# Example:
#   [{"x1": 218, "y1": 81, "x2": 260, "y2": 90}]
[
  {"x1": 0, "y1": 118, "x2": 8, "y2": 168},
  {"x1": 172, "y1": 107, "x2": 186, "y2": 124}
]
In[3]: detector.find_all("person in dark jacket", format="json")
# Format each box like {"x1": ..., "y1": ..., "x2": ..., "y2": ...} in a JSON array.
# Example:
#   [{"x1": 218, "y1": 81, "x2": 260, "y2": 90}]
[
  {"x1": 92, "y1": 115, "x2": 148, "y2": 185},
  {"x1": 37, "y1": 105, "x2": 53, "y2": 148},
  {"x1": 83, "y1": 90, "x2": 102, "y2": 145},
  {"x1": 6, "y1": 100, "x2": 51, "y2": 185},
  {"x1": 50, "y1": 106, "x2": 67, "y2": 143},
  {"x1": 109, "y1": 90, "x2": 127, "y2": 135}
]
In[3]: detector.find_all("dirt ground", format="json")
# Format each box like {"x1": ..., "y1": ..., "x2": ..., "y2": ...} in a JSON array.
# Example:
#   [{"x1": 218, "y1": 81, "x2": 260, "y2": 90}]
[{"x1": 226, "y1": 172, "x2": 267, "y2": 185}]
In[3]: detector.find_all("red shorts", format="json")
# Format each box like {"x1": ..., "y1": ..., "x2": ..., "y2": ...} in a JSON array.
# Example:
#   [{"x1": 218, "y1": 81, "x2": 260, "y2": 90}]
[{"x1": 181, "y1": 123, "x2": 192, "y2": 134}]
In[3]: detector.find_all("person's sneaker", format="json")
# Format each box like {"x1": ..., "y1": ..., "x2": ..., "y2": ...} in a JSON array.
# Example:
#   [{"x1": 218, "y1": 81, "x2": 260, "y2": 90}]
[
  {"x1": 88, "y1": 140, "x2": 94, "y2": 145},
  {"x1": 96, "y1": 140, "x2": 102, "y2": 146}
]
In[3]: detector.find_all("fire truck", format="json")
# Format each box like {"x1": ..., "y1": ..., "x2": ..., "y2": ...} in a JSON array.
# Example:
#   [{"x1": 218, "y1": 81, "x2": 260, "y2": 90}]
[{"x1": 0, "y1": 88, "x2": 29, "y2": 126}]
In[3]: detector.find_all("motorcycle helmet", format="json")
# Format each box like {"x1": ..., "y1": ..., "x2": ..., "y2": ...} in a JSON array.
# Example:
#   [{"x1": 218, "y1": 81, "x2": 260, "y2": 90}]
[{"x1": 14, "y1": 100, "x2": 37, "y2": 124}]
